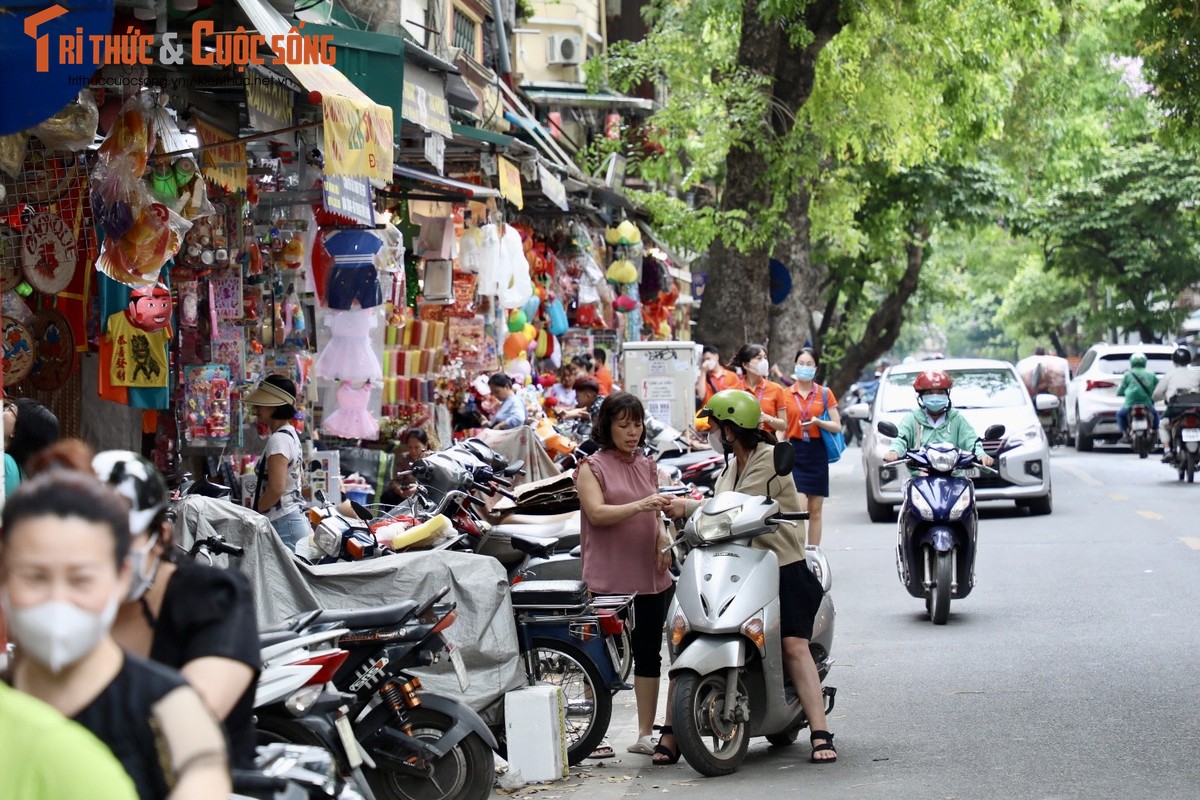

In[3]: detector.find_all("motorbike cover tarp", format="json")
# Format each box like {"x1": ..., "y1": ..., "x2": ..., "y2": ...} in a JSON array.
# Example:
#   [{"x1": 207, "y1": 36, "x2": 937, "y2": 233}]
[
  {"x1": 1015, "y1": 356, "x2": 1070, "y2": 399},
  {"x1": 174, "y1": 496, "x2": 523, "y2": 711}
]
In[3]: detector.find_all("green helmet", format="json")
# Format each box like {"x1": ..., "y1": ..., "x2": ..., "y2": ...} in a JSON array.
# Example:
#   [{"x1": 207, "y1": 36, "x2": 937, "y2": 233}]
[
  {"x1": 1130, "y1": 352, "x2": 1147, "y2": 368},
  {"x1": 702, "y1": 389, "x2": 761, "y2": 431}
]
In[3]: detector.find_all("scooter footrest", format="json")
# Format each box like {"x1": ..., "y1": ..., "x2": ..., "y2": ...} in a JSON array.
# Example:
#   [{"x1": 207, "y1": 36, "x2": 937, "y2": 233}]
[{"x1": 510, "y1": 579, "x2": 591, "y2": 609}]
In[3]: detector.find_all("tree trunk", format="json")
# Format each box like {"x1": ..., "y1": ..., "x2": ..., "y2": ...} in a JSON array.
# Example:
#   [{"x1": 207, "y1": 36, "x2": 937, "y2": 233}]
[
  {"x1": 696, "y1": 0, "x2": 843, "y2": 361},
  {"x1": 768, "y1": 183, "x2": 829, "y2": 366},
  {"x1": 824, "y1": 227, "x2": 930, "y2": 396}
]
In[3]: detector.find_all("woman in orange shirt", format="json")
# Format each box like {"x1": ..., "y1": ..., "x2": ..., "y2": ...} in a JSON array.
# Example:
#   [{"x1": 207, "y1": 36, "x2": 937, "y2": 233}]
[
  {"x1": 782, "y1": 348, "x2": 842, "y2": 547},
  {"x1": 728, "y1": 344, "x2": 787, "y2": 440}
]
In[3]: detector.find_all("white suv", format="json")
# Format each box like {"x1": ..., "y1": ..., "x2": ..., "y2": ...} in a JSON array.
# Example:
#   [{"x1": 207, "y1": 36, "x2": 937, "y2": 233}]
[{"x1": 1065, "y1": 343, "x2": 1177, "y2": 451}]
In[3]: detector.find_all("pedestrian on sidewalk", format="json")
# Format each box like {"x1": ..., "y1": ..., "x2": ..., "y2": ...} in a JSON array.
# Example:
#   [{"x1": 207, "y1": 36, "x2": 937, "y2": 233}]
[
  {"x1": 782, "y1": 348, "x2": 841, "y2": 547},
  {"x1": 575, "y1": 392, "x2": 675, "y2": 758}
]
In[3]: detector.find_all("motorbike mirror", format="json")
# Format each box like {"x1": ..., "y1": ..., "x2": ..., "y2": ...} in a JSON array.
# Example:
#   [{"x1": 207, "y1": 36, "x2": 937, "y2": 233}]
[
  {"x1": 349, "y1": 500, "x2": 374, "y2": 521},
  {"x1": 313, "y1": 489, "x2": 327, "y2": 505},
  {"x1": 876, "y1": 420, "x2": 900, "y2": 438},
  {"x1": 1034, "y1": 394, "x2": 1060, "y2": 412},
  {"x1": 984, "y1": 424, "x2": 1006, "y2": 441},
  {"x1": 503, "y1": 459, "x2": 525, "y2": 476},
  {"x1": 773, "y1": 442, "x2": 796, "y2": 476}
]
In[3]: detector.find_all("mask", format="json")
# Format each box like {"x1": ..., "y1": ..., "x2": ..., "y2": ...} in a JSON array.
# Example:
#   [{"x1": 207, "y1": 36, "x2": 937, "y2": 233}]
[
  {"x1": 794, "y1": 365, "x2": 817, "y2": 381},
  {"x1": 2, "y1": 592, "x2": 120, "y2": 674},
  {"x1": 125, "y1": 533, "x2": 161, "y2": 602},
  {"x1": 752, "y1": 360, "x2": 770, "y2": 378},
  {"x1": 921, "y1": 394, "x2": 950, "y2": 413},
  {"x1": 706, "y1": 429, "x2": 727, "y2": 455}
]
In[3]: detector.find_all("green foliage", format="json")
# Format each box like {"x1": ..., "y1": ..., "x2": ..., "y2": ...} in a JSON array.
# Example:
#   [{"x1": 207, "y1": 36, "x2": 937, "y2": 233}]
[
  {"x1": 996, "y1": 256, "x2": 1091, "y2": 350},
  {"x1": 1135, "y1": 0, "x2": 1200, "y2": 146}
]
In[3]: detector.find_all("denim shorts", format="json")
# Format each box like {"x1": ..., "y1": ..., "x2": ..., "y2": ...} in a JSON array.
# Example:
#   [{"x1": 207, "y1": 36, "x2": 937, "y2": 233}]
[
  {"x1": 271, "y1": 510, "x2": 310, "y2": 552},
  {"x1": 327, "y1": 265, "x2": 382, "y2": 310}
]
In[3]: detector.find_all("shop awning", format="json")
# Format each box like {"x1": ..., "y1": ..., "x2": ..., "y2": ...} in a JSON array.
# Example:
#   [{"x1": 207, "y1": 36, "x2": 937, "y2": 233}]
[
  {"x1": 495, "y1": 81, "x2": 581, "y2": 179},
  {"x1": 522, "y1": 89, "x2": 656, "y2": 113},
  {"x1": 234, "y1": 0, "x2": 394, "y2": 183},
  {"x1": 392, "y1": 165, "x2": 500, "y2": 199}
]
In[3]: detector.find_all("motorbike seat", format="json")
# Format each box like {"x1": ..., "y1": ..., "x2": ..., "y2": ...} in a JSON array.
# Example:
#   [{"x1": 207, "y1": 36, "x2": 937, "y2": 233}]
[
  {"x1": 314, "y1": 600, "x2": 420, "y2": 629},
  {"x1": 491, "y1": 520, "x2": 577, "y2": 540},
  {"x1": 500, "y1": 511, "x2": 578, "y2": 525},
  {"x1": 508, "y1": 532, "x2": 559, "y2": 558},
  {"x1": 258, "y1": 629, "x2": 302, "y2": 648}
]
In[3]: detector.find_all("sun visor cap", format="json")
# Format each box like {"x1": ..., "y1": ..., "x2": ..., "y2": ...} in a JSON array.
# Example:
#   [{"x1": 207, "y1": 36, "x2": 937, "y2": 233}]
[{"x1": 242, "y1": 380, "x2": 296, "y2": 407}]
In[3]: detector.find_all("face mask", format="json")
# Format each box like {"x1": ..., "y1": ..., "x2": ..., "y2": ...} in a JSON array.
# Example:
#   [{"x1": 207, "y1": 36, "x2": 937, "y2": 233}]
[
  {"x1": 921, "y1": 394, "x2": 950, "y2": 413},
  {"x1": 125, "y1": 533, "x2": 161, "y2": 602},
  {"x1": 794, "y1": 365, "x2": 817, "y2": 381},
  {"x1": 706, "y1": 428, "x2": 727, "y2": 455},
  {"x1": 751, "y1": 360, "x2": 770, "y2": 377},
  {"x1": 2, "y1": 591, "x2": 120, "y2": 674}
]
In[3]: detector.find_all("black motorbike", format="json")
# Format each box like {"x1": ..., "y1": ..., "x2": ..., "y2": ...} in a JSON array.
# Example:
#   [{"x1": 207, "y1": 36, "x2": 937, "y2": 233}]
[
  {"x1": 1128, "y1": 403, "x2": 1156, "y2": 459},
  {"x1": 1165, "y1": 393, "x2": 1200, "y2": 483},
  {"x1": 877, "y1": 421, "x2": 1005, "y2": 625}
]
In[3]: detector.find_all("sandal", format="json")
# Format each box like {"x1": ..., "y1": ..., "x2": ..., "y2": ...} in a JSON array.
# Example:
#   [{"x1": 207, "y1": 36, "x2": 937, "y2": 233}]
[
  {"x1": 809, "y1": 730, "x2": 837, "y2": 763},
  {"x1": 626, "y1": 734, "x2": 655, "y2": 755},
  {"x1": 588, "y1": 741, "x2": 615, "y2": 759},
  {"x1": 652, "y1": 725, "x2": 681, "y2": 765}
]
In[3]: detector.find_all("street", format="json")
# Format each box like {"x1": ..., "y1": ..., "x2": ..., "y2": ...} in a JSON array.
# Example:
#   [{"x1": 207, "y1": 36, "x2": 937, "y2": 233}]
[{"x1": 506, "y1": 444, "x2": 1200, "y2": 799}]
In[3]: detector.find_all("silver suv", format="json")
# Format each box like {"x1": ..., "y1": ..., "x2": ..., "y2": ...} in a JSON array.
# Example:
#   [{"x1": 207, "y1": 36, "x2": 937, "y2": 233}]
[{"x1": 1064, "y1": 343, "x2": 1177, "y2": 451}]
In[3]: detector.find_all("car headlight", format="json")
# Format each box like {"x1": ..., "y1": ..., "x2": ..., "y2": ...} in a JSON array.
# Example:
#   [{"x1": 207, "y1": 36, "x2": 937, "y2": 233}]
[
  {"x1": 694, "y1": 509, "x2": 737, "y2": 542},
  {"x1": 947, "y1": 488, "x2": 972, "y2": 520},
  {"x1": 910, "y1": 490, "x2": 935, "y2": 521},
  {"x1": 1013, "y1": 424, "x2": 1042, "y2": 444},
  {"x1": 927, "y1": 448, "x2": 958, "y2": 473}
]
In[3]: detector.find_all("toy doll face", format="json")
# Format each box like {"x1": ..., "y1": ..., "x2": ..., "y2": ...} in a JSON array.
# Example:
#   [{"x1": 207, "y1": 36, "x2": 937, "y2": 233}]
[{"x1": 128, "y1": 285, "x2": 172, "y2": 332}]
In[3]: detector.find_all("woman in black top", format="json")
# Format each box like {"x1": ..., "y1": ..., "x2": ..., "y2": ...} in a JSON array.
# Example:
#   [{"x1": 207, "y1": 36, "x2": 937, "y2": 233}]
[
  {"x1": 95, "y1": 450, "x2": 262, "y2": 770},
  {"x1": 1, "y1": 470, "x2": 230, "y2": 799}
]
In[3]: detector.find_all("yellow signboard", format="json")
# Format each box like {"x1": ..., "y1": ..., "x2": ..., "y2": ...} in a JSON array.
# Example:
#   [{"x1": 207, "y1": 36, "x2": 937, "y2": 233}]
[
  {"x1": 193, "y1": 118, "x2": 247, "y2": 193},
  {"x1": 322, "y1": 95, "x2": 395, "y2": 184},
  {"x1": 498, "y1": 156, "x2": 523, "y2": 209}
]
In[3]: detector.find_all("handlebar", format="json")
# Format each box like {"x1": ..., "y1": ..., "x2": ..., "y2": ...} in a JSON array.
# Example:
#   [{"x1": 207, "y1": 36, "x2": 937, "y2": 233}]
[{"x1": 188, "y1": 535, "x2": 245, "y2": 559}]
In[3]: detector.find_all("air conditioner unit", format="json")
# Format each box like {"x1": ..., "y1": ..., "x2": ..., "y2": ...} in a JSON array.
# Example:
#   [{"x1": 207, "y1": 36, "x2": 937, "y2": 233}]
[{"x1": 547, "y1": 34, "x2": 583, "y2": 66}]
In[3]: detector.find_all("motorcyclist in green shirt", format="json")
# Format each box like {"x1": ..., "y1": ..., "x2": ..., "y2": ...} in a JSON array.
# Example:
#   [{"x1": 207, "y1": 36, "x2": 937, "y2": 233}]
[
  {"x1": 1116, "y1": 352, "x2": 1159, "y2": 442},
  {"x1": 884, "y1": 370, "x2": 995, "y2": 469}
]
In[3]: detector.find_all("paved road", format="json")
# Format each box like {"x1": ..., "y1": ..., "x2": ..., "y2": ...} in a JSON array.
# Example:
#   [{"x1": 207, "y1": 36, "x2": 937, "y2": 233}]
[{"x1": 499, "y1": 443, "x2": 1200, "y2": 799}]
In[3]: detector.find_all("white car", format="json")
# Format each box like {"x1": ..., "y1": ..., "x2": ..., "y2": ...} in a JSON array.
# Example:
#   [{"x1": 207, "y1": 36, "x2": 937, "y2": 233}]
[
  {"x1": 844, "y1": 359, "x2": 1054, "y2": 522},
  {"x1": 1064, "y1": 343, "x2": 1177, "y2": 451}
]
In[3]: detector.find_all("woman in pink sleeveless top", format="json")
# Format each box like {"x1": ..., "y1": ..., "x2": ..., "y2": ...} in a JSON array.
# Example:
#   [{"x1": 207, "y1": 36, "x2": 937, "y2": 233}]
[{"x1": 575, "y1": 392, "x2": 675, "y2": 760}]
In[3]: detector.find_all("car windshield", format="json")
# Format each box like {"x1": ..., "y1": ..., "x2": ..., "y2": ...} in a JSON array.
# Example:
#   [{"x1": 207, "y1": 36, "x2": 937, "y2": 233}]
[
  {"x1": 880, "y1": 368, "x2": 1026, "y2": 412},
  {"x1": 1097, "y1": 354, "x2": 1174, "y2": 375}
]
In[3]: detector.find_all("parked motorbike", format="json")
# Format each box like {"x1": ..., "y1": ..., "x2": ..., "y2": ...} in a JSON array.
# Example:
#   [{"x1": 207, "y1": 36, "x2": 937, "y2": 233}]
[
  {"x1": 665, "y1": 444, "x2": 835, "y2": 777},
  {"x1": 1129, "y1": 404, "x2": 1156, "y2": 459},
  {"x1": 876, "y1": 421, "x2": 1005, "y2": 624},
  {"x1": 1165, "y1": 393, "x2": 1200, "y2": 483},
  {"x1": 1034, "y1": 394, "x2": 1066, "y2": 447},
  {"x1": 658, "y1": 450, "x2": 724, "y2": 497}
]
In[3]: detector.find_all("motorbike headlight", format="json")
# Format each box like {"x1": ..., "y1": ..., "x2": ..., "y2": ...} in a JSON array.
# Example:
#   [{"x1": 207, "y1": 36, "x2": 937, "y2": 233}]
[
  {"x1": 947, "y1": 488, "x2": 972, "y2": 520},
  {"x1": 910, "y1": 490, "x2": 935, "y2": 521},
  {"x1": 694, "y1": 509, "x2": 737, "y2": 542},
  {"x1": 926, "y1": 447, "x2": 958, "y2": 473},
  {"x1": 314, "y1": 523, "x2": 342, "y2": 556}
]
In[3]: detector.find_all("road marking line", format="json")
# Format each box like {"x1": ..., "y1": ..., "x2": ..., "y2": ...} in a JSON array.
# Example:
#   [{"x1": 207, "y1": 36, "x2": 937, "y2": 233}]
[
  {"x1": 1137, "y1": 510, "x2": 1164, "y2": 521},
  {"x1": 1057, "y1": 462, "x2": 1103, "y2": 488},
  {"x1": 1179, "y1": 537, "x2": 1200, "y2": 550},
  {"x1": 1108, "y1": 492, "x2": 1128, "y2": 501}
]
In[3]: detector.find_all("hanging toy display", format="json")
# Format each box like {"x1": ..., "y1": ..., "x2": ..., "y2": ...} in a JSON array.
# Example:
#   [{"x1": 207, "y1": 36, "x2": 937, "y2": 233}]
[{"x1": 127, "y1": 283, "x2": 173, "y2": 333}]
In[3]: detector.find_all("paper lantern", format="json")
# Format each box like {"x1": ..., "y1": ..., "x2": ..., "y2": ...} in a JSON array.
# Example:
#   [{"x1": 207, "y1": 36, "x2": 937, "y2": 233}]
[
  {"x1": 506, "y1": 356, "x2": 532, "y2": 377},
  {"x1": 503, "y1": 332, "x2": 530, "y2": 360},
  {"x1": 507, "y1": 310, "x2": 527, "y2": 333},
  {"x1": 606, "y1": 259, "x2": 638, "y2": 284},
  {"x1": 523, "y1": 293, "x2": 542, "y2": 320},
  {"x1": 522, "y1": 323, "x2": 536, "y2": 340},
  {"x1": 604, "y1": 219, "x2": 642, "y2": 246}
]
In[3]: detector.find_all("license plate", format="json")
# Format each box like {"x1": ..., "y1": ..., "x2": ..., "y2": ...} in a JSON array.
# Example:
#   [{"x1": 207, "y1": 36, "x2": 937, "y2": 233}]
[
  {"x1": 449, "y1": 645, "x2": 471, "y2": 692},
  {"x1": 963, "y1": 468, "x2": 979, "y2": 479},
  {"x1": 335, "y1": 712, "x2": 364, "y2": 769},
  {"x1": 1131, "y1": 419, "x2": 1148, "y2": 431},
  {"x1": 1182, "y1": 428, "x2": 1200, "y2": 442}
]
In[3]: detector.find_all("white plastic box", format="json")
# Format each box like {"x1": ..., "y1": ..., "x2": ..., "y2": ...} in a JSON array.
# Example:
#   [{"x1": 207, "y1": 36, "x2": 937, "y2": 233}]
[{"x1": 503, "y1": 684, "x2": 567, "y2": 783}]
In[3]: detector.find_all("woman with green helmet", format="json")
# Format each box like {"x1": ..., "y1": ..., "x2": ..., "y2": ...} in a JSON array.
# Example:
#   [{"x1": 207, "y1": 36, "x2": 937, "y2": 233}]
[{"x1": 665, "y1": 389, "x2": 838, "y2": 764}]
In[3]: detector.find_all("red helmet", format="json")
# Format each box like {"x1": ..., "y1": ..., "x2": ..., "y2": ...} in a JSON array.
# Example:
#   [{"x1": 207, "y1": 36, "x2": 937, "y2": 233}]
[{"x1": 913, "y1": 370, "x2": 953, "y2": 393}]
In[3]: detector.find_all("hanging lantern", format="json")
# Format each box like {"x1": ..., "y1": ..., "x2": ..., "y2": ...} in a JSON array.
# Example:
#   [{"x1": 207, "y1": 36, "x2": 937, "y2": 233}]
[{"x1": 507, "y1": 309, "x2": 527, "y2": 333}]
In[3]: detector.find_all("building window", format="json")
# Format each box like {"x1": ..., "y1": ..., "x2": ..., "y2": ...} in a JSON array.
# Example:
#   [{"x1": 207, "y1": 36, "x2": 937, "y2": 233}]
[{"x1": 453, "y1": 8, "x2": 478, "y2": 58}]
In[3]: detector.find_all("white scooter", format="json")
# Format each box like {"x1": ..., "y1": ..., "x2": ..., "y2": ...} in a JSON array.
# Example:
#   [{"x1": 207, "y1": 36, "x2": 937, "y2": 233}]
[{"x1": 666, "y1": 444, "x2": 836, "y2": 777}]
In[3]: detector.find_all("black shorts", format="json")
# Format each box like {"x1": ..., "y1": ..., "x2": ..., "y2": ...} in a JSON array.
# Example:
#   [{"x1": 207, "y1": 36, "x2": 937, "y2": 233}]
[
  {"x1": 779, "y1": 560, "x2": 824, "y2": 640},
  {"x1": 327, "y1": 266, "x2": 382, "y2": 310}
]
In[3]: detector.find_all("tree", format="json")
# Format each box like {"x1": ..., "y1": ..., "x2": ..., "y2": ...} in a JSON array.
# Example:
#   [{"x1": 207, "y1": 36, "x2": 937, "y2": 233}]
[
  {"x1": 1135, "y1": 0, "x2": 1200, "y2": 147},
  {"x1": 1019, "y1": 144, "x2": 1200, "y2": 342}
]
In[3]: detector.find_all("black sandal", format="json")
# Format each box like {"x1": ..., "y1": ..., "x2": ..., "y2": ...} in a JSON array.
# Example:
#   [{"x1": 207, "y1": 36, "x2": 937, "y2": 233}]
[
  {"x1": 652, "y1": 725, "x2": 681, "y2": 765},
  {"x1": 810, "y1": 730, "x2": 837, "y2": 763}
]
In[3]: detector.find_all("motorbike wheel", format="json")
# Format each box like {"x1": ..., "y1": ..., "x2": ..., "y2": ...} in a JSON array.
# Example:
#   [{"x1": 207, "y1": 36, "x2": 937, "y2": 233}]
[
  {"x1": 930, "y1": 550, "x2": 952, "y2": 625},
  {"x1": 367, "y1": 708, "x2": 494, "y2": 800},
  {"x1": 530, "y1": 638, "x2": 612, "y2": 766},
  {"x1": 612, "y1": 627, "x2": 633, "y2": 689},
  {"x1": 1135, "y1": 435, "x2": 1149, "y2": 459},
  {"x1": 672, "y1": 670, "x2": 750, "y2": 777},
  {"x1": 1186, "y1": 450, "x2": 1196, "y2": 484}
]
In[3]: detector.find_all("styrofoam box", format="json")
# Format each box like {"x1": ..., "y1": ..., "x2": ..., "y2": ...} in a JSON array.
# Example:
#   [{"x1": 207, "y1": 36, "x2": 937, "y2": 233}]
[{"x1": 503, "y1": 684, "x2": 567, "y2": 783}]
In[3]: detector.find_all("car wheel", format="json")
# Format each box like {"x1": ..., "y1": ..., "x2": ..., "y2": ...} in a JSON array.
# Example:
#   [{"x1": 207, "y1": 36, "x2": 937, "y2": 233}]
[
  {"x1": 1074, "y1": 406, "x2": 1094, "y2": 452},
  {"x1": 1023, "y1": 492, "x2": 1052, "y2": 516},
  {"x1": 866, "y1": 487, "x2": 893, "y2": 523}
]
